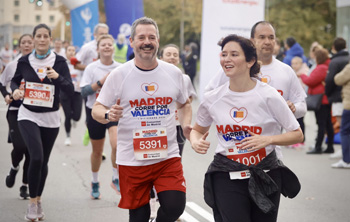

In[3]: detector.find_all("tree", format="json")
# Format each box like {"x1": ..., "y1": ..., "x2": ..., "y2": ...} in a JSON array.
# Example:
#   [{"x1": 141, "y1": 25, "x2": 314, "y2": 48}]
[
  {"x1": 267, "y1": 0, "x2": 336, "y2": 55},
  {"x1": 144, "y1": 0, "x2": 202, "y2": 50}
]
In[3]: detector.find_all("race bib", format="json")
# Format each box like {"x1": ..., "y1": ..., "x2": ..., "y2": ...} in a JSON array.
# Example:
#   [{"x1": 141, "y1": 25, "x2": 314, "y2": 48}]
[
  {"x1": 218, "y1": 130, "x2": 266, "y2": 166},
  {"x1": 23, "y1": 82, "x2": 54, "y2": 108},
  {"x1": 133, "y1": 128, "x2": 168, "y2": 160}
]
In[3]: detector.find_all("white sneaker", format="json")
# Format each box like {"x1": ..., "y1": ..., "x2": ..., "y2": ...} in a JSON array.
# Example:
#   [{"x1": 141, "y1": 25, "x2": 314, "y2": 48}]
[
  {"x1": 330, "y1": 150, "x2": 342, "y2": 159},
  {"x1": 64, "y1": 137, "x2": 71, "y2": 146},
  {"x1": 331, "y1": 160, "x2": 350, "y2": 168}
]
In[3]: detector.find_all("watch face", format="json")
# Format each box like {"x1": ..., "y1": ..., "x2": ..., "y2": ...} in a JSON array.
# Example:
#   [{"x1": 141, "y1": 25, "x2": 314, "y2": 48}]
[{"x1": 105, "y1": 112, "x2": 109, "y2": 120}]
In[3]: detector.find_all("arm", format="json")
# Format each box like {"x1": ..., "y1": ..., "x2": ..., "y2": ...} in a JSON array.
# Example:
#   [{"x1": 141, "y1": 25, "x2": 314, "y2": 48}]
[
  {"x1": 291, "y1": 100, "x2": 307, "y2": 119},
  {"x1": 92, "y1": 99, "x2": 123, "y2": 124},
  {"x1": 81, "y1": 72, "x2": 109, "y2": 98},
  {"x1": 176, "y1": 99, "x2": 192, "y2": 140},
  {"x1": 240, "y1": 128, "x2": 303, "y2": 151},
  {"x1": 300, "y1": 66, "x2": 327, "y2": 87},
  {"x1": 334, "y1": 64, "x2": 350, "y2": 86},
  {"x1": 325, "y1": 62, "x2": 337, "y2": 97},
  {"x1": 190, "y1": 123, "x2": 211, "y2": 154}
]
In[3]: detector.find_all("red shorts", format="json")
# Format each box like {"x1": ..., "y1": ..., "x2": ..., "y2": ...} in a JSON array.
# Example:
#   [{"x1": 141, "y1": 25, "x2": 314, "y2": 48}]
[{"x1": 118, "y1": 157, "x2": 186, "y2": 209}]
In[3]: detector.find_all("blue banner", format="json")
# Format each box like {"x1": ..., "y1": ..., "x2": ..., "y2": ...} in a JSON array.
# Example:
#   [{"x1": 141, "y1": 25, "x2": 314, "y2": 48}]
[
  {"x1": 104, "y1": 0, "x2": 144, "y2": 57},
  {"x1": 70, "y1": 0, "x2": 99, "y2": 48}
]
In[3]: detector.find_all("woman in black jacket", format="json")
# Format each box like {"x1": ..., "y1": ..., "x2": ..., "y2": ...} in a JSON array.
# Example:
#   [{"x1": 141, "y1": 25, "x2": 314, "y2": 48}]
[{"x1": 11, "y1": 23, "x2": 74, "y2": 221}]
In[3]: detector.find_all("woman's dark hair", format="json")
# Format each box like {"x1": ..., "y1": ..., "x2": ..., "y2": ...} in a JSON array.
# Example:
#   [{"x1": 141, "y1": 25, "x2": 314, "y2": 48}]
[
  {"x1": 33, "y1": 24, "x2": 51, "y2": 37},
  {"x1": 18, "y1": 34, "x2": 33, "y2": 45},
  {"x1": 159, "y1": 44, "x2": 179, "y2": 58},
  {"x1": 221, "y1": 34, "x2": 260, "y2": 77}
]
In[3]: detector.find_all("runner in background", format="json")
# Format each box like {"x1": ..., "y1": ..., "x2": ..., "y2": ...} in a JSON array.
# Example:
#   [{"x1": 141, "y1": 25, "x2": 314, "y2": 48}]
[
  {"x1": 191, "y1": 34, "x2": 303, "y2": 222},
  {"x1": 60, "y1": 45, "x2": 83, "y2": 146},
  {"x1": 70, "y1": 23, "x2": 109, "y2": 148},
  {"x1": 80, "y1": 34, "x2": 121, "y2": 199},
  {"x1": 0, "y1": 34, "x2": 33, "y2": 200},
  {"x1": 92, "y1": 17, "x2": 192, "y2": 222},
  {"x1": 11, "y1": 23, "x2": 74, "y2": 221}
]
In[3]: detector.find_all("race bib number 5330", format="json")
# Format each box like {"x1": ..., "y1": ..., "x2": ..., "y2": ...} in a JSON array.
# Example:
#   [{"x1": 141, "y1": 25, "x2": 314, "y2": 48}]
[{"x1": 133, "y1": 128, "x2": 168, "y2": 160}]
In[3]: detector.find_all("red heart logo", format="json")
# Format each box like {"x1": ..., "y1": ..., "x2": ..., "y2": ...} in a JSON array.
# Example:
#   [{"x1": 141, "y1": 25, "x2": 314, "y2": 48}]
[
  {"x1": 230, "y1": 107, "x2": 248, "y2": 123},
  {"x1": 141, "y1": 82, "x2": 159, "y2": 96}
]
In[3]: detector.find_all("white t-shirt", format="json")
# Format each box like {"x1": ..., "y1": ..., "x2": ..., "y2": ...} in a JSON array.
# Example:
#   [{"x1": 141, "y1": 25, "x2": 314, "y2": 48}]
[
  {"x1": 18, "y1": 52, "x2": 60, "y2": 128},
  {"x1": 97, "y1": 59, "x2": 189, "y2": 166},
  {"x1": 67, "y1": 62, "x2": 83, "y2": 92},
  {"x1": 80, "y1": 60, "x2": 120, "y2": 109},
  {"x1": 0, "y1": 58, "x2": 21, "y2": 110},
  {"x1": 175, "y1": 74, "x2": 197, "y2": 125},
  {"x1": 197, "y1": 80, "x2": 299, "y2": 165},
  {"x1": 206, "y1": 58, "x2": 307, "y2": 104},
  {"x1": 76, "y1": 40, "x2": 98, "y2": 67}
]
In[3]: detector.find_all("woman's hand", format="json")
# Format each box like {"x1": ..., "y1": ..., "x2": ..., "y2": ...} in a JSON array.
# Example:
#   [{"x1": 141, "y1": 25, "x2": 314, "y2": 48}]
[
  {"x1": 191, "y1": 131, "x2": 210, "y2": 154},
  {"x1": 46, "y1": 67, "x2": 59, "y2": 80},
  {"x1": 12, "y1": 89, "x2": 24, "y2": 100},
  {"x1": 5, "y1": 94, "x2": 13, "y2": 104},
  {"x1": 240, "y1": 130, "x2": 272, "y2": 152}
]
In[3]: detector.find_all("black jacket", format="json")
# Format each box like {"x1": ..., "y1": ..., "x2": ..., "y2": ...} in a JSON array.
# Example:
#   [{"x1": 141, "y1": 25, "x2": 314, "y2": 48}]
[
  {"x1": 325, "y1": 50, "x2": 350, "y2": 103},
  {"x1": 11, "y1": 53, "x2": 74, "y2": 112},
  {"x1": 204, "y1": 151, "x2": 300, "y2": 220}
]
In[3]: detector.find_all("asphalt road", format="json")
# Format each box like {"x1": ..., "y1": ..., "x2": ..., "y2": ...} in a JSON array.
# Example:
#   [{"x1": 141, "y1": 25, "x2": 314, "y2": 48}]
[{"x1": 1, "y1": 97, "x2": 349, "y2": 222}]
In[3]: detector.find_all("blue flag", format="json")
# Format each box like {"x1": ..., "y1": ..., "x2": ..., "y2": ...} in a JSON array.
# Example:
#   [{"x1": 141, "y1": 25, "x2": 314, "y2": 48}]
[
  {"x1": 70, "y1": 0, "x2": 99, "y2": 48},
  {"x1": 104, "y1": 0, "x2": 144, "y2": 58}
]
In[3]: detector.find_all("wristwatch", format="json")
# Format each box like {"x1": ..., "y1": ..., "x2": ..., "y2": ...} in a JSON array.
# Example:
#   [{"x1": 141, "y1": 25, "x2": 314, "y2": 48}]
[
  {"x1": 105, "y1": 110, "x2": 110, "y2": 122},
  {"x1": 96, "y1": 80, "x2": 102, "y2": 87}
]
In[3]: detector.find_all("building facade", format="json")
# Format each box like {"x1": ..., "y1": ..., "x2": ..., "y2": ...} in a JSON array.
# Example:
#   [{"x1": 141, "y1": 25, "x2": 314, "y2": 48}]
[{"x1": 0, "y1": 0, "x2": 63, "y2": 49}]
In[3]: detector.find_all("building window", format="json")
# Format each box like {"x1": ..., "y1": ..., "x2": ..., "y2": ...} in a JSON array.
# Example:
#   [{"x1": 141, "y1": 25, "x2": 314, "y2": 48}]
[
  {"x1": 36, "y1": 15, "x2": 41, "y2": 23},
  {"x1": 14, "y1": 0, "x2": 20, "y2": 6},
  {"x1": 49, "y1": 15, "x2": 55, "y2": 23},
  {"x1": 14, "y1": 14, "x2": 19, "y2": 22},
  {"x1": 49, "y1": 0, "x2": 55, "y2": 7}
]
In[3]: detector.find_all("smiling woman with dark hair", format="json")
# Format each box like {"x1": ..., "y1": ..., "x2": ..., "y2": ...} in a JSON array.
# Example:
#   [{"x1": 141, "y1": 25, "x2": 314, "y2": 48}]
[{"x1": 190, "y1": 34, "x2": 303, "y2": 222}]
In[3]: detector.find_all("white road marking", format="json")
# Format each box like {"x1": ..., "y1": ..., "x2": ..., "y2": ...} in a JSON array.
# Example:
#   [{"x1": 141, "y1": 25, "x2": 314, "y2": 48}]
[{"x1": 184, "y1": 202, "x2": 215, "y2": 222}]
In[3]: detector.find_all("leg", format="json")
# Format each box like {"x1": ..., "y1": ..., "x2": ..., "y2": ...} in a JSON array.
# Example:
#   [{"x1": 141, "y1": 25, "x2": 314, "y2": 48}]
[
  {"x1": 60, "y1": 97, "x2": 72, "y2": 137},
  {"x1": 251, "y1": 169, "x2": 282, "y2": 222},
  {"x1": 297, "y1": 117, "x2": 305, "y2": 142},
  {"x1": 71, "y1": 92, "x2": 83, "y2": 122},
  {"x1": 325, "y1": 105, "x2": 334, "y2": 151},
  {"x1": 37, "y1": 126, "x2": 59, "y2": 197},
  {"x1": 176, "y1": 125, "x2": 186, "y2": 156},
  {"x1": 314, "y1": 106, "x2": 327, "y2": 151},
  {"x1": 18, "y1": 120, "x2": 44, "y2": 199},
  {"x1": 129, "y1": 204, "x2": 150, "y2": 222},
  {"x1": 212, "y1": 172, "x2": 251, "y2": 222},
  {"x1": 157, "y1": 190, "x2": 186, "y2": 222},
  {"x1": 108, "y1": 125, "x2": 118, "y2": 169},
  {"x1": 341, "y1": 110, "x2": 350, "y2": 163},
  {"x1": 90, "y1": 138, "x2": 105, "y2": 173}
]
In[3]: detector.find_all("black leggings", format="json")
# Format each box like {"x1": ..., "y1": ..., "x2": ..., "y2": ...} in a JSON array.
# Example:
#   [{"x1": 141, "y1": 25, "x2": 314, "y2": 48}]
[
  {"x1": 7, "y1": 110, "x2": 29, "y2": 184},
  {"x1": 212, "y1": 169, "x2": 282, "y2": 222},
  {"x1": 60, "y1": 92, "x2": 83, "y2": 135},
  {"x1": 18, "y1": 120, "x2": 59, "y2": 198},
  {"x1": 130, "y1": 190, "x2": 186, "y2": 222}
]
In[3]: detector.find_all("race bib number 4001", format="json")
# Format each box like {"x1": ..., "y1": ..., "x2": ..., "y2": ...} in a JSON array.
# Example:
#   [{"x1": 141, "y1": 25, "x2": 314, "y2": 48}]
[
  {"x1": 23, "y1": 82, "x2": 54, "y2": 108},
  {"x1": 133, "y1": 128, "x2": 168, "y2": 160}
]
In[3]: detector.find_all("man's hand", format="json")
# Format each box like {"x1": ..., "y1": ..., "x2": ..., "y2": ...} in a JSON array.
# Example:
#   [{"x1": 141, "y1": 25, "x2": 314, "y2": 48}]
[
  {"x1": 287, "y1": 100, "x2": 296, "y2": 113},
  {"x1": 108, "y1": 98, "x2": 123, "y2": 122},
  {"x1": 240, "y1": 130, "x2": 272, "y2": 152}
]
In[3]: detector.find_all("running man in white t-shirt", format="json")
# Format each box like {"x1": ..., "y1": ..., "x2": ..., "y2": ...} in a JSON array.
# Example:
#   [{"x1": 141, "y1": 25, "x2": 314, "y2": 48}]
[
  {"x1": 191, "y1": 34, "x2": 303, "y2": 222},
  {"x1": 80, "y1": 35, "x2": 121, "y2": 199},
  {"x1": 205, "y1": 21, "x2": 307, "y2": 157},
  {"x1": 92, "y1": 17, "x2": 192, "y2": 222}
]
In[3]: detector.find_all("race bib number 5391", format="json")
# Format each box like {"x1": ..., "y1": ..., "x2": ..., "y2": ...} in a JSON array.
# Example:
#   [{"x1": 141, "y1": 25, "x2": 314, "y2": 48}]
[{"x1": 133, "y1": 128, "x2": 168, "y2": 160}]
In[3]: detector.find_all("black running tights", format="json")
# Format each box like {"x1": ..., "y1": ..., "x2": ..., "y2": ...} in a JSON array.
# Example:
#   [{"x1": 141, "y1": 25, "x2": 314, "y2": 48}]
[
  {"x1": 60, "y1": 92, "x2": 83, "y2": 135},
  {"x1": 129, "y1": 190, "x2": 186, "y2": 222},
  {"x1": 7, "y1": 110, "x2": 29, "y2": 184},
  {"x1": 18, "y1": 120, "x2": 59, "y2": 198}
]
